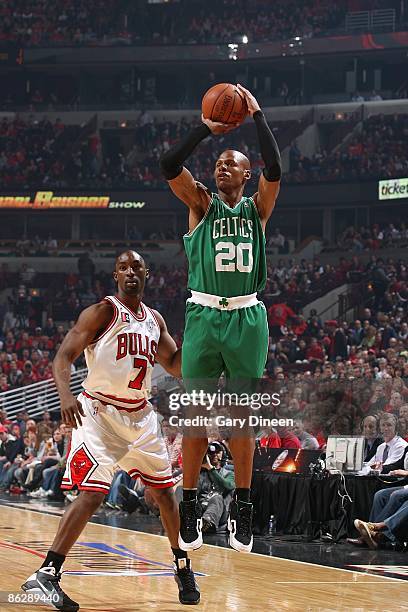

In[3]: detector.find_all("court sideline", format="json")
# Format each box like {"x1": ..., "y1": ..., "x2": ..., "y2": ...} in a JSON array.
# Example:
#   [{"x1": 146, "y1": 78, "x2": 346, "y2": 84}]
[{"x1": 0, "y1": 505, "x2": 406, "y2": 611}]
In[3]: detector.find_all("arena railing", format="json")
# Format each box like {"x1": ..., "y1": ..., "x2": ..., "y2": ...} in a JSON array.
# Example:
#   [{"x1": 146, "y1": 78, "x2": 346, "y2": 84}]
[
  {"x1": 0, "y1": 368, "x2": 87, "y2": 420},
  {"x1": 345, "y1": 9, "x2": 395, "y2": 33}
]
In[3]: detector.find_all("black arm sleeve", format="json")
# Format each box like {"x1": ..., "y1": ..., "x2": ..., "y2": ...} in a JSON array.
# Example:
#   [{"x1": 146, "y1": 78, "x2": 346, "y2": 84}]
[
  {"x1": 159, "y1": 123, "x2": 211, "y2": 180},
  {"x1": 253, "y1": 110, "x2": 282, "y2": 182}
]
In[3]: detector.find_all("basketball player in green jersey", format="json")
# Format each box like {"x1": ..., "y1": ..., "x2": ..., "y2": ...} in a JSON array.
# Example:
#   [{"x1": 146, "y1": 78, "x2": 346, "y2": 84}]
[{"x1": 160, "y1": 84, "x2": 281, "y2": 552}]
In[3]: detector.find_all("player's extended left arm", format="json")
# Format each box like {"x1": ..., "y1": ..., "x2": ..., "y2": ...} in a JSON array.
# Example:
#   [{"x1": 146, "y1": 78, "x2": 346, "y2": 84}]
[
  {"x1": 253, "y1": 111, "x2": 282, "y2": 223},
  {"x1": 253, "y1": 110, "x2": 282, "y2": 184},
  {"x1": 236, "y1": 84, "x2": 281, "y2": 223}
]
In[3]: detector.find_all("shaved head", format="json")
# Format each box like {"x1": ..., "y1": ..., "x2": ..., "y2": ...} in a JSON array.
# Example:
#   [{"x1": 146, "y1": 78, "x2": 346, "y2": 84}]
[
  {"x1": 218, "y1": 149, "x2": 251, "y2": 170},
  {"x1": 214, "y1": 149, "x2": 251, "y2": 196}
]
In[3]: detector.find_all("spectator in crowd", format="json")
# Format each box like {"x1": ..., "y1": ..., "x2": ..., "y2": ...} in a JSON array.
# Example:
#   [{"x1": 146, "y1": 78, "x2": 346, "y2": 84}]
[
  {"x1": 278, "y1": 82, "x2": 290, "y2": 106},
  {"x1": 368, "y1": 90, "x2": 383, "y2": 101},
  {"x1": 77, "y1": 253, "x2": 95, "y2": 290},
  {"x1": 362, "y1": 415, "x2": 383, "y2": 462},
  {"x1": 268, "y1": 228, "x2": 285, "y2": 252},
  {"x1": 366, "y1": 413, "x2": 407, "y2": 473},
  {"x1": 292, "y1": 419, "x2": 319, "y2": 450},
  {"x1": 105, "y1": 470, "x2": 143, "y2": 511},
  {"x1": 117, "y1": 477, "x2": 150, "y2": 514},
  {"x1": 19, "y1": 263, "x2": 36, "y2": 285},
  {"x1": 24, "y1": 429, "x2": 63, "y2": 493},
  {"x1": 44, "y1": 317, "x2": 56, "y2": 337},
  {"x1": 198, "y1": 442, "x2": 235, "y2": 533},
  {"x1": 0, "y1": 423, "x2": 24, "y2": 486},
  {"x1": 276, "y1": 424, "x2": 302, "y2": 449},
  {"x1": 306, "y1": 338, "x2": 325, "y2": 364},
  {"x1": 257, "y1": 425, "x2": 282, "y2": 448},
  {"x1": 352, "y1": 452, "x2": 408, "y2": 548},
  {"x1": 371, "y1": 258, "x2": 390, "y2": 308},
  {"x1": 351, "y1": 91, "x2": 364, "y2": 102},
  {"x1": 37, "y1": 410, "x2": 55, "y2": 444}
]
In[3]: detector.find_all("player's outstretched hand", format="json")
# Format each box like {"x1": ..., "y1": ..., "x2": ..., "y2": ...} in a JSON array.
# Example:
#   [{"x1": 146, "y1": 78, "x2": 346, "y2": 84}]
[
  {"x1": 201, "y1": 114, "x2": 240, "y2": 135},
  {"x1": 61, "y1": 393, "x2": 85, "y2": 429},
  {"x1": 236, "y1": 83, "x2": 261, "y2": 116}
]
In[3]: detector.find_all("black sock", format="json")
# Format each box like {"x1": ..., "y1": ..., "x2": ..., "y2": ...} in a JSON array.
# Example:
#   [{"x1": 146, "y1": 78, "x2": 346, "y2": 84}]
[
  {"x1": 172, "y1": 547, "x2": 188, "y2": 560},
  {"x1": 41, "y1": 551, "x2": 66, "y2": 574},
  {"x1": 235, "y1": 488, "x2": 251, "y2": 503},
  {"x1": 183, "y1": 489, "x2": 197, "y2": 502}
]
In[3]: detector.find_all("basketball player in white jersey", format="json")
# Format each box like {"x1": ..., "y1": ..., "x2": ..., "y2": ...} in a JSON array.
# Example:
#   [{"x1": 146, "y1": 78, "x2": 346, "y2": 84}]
[{"x1": 22, "y1": 251, "x2": 200, "y2": 610}]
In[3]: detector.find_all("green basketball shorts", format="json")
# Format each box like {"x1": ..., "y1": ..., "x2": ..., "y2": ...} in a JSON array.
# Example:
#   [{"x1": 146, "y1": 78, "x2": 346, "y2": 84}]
[{"x1": 181, "y1": 294, "x2": 269, "y2": 389}]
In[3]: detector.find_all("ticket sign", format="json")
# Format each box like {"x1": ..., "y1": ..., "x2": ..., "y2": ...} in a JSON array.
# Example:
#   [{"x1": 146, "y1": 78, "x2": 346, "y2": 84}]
[{"x1": 378, "y1": 178, "x2": 408, "y2": 201}]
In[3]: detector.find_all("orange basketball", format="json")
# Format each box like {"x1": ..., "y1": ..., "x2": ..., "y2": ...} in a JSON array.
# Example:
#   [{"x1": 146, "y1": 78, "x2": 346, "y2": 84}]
[{"x1": 202, "y1": 83, "x2": 247, "y2": 125}]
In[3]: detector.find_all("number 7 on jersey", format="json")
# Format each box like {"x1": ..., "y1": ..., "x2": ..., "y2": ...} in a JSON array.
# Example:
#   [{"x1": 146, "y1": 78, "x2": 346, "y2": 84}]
[{"x1": 128, "y1": 357, "x2": 147, "y2": 390}]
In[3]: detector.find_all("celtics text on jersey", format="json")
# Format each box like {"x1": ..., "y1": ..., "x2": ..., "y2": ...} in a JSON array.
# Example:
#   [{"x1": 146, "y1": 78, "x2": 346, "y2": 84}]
[{"x1": 183, "y1": 193, "x2": 267, "y2": 298}]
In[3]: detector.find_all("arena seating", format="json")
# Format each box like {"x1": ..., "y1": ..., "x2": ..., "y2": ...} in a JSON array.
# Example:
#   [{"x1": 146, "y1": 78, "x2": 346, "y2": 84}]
[
  {"x1": 0, "y1": 242, "x2": 406, "y2": 506},
  {"x1": 0, "y1": 116, "x2": 82, "y2": 189},
  {"x1": 1, "y1": 267, "x2": 406, "y2": 496},
  {"x1": 1, "y1": 252, "x2": 406, "y2": 388},
  {"x1": 0, "y1": 0, "x2": 379, "y2": 48},
  {"x1": 1, "y1": 113, "x2": 407, "y2": 189},
  {"x1": 285, "y1": 113, "x2": 408, "y2": 184}
]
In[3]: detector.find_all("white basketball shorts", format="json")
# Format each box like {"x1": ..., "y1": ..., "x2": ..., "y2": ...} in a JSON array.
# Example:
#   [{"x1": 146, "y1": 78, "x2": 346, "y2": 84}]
[{"x1": 62, "y1": 392, "x2": 174, "y2": 494}]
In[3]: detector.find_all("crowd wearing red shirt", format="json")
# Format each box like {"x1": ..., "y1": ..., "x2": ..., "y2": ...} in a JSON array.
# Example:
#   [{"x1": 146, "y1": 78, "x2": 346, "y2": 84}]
[
  {"x1": 0, "y1": 319, "x2": 67, "y2": 392},
  {"x1": 2, "y1": 113, "x2": 407, "y2": 191},
  {"x1": 286, "y1": 114, "x2": 408, "y2": 184},
  {"x1": 0, "y1": 0, "x2": 361, "y2": 48},
  {"x1": 1, "y1": 250, "x2": 407, "y2": 457}
]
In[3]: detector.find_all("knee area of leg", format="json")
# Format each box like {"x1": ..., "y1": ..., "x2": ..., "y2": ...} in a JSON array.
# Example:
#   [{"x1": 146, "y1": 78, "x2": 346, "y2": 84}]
[
  {"x1": 81, "y1": 491, "x2": 105, "y2": 508},
  {"x1": 152, "y1": 488, "x2": 175, "y2": 506},
  {"x1": 391, "y1": 490, "x2": 405, "y2": 498},
  {"x1": 375, "y1": 490, "x2": 387, "y2": 499}
]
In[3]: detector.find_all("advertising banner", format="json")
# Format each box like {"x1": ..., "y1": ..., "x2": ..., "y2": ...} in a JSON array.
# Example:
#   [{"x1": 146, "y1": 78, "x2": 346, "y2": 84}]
[
  {"x1": 378, "y1": 178, "x2": 408, "y2": 200},
  {"x1": 0, "y1": 192, "x2": 145, "y2": 209}
]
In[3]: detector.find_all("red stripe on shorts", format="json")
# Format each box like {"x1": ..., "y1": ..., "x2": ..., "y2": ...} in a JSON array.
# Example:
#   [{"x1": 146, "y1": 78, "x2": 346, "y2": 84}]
[
  {"x1": 82, "y1": 390, "x2": 147, "y2": 412},
  {"x1": 129, "y1": 470, "x2": 175, "y2": 488}
]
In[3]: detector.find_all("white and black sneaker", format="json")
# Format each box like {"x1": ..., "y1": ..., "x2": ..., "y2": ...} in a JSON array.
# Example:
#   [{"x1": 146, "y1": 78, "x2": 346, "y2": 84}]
[
  {"x1": 21, "y1": 566, "x2": 79, "y2": 611},
  {"x1": 178, "y1": 500, "x2": 203, "y2": 551},
  {"x1": 173, "y1": 557, "x2": 200, "y2": 605},
  {"x1": 228, "y1": 499, "x2": 254, "y2": 552}
]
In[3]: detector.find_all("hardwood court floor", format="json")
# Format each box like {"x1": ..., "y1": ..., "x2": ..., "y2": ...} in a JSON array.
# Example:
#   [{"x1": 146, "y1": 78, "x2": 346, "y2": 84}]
[{"x1": 0, "y1": 505, "x2": 406, "y2": 611}]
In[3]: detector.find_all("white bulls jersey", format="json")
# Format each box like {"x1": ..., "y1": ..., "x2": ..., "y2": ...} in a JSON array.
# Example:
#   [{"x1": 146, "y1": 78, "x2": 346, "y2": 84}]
[{"x1": 82, "y1": 295, "x2": 160, "y2": 411}]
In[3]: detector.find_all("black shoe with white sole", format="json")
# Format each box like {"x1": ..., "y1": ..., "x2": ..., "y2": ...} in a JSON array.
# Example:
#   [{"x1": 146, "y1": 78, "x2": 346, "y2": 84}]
[
  {"x1": 173, "y1": 556, "x2": 200, "y2": 605},
  {"x1": 21, "y1": 566, "x2": 79, "y2": 612},
  {"x1": 178, "y1": 499, "x2": 203, "y2": 551},
  {"x1": 228, "y1": 499, "x2": 254, "y2": 552}
]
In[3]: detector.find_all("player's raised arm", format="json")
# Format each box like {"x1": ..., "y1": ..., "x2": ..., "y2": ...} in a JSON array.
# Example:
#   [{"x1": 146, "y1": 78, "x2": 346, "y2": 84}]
[
  {"x1": 237, "y1": 84, "x2": 281, "y2": 227},
  {"x1": 53, "y1": 301, "x2": 113, "y2": 428},
  {"x1": 159, "y1": 117, "x2": 238, "y2": 224},
  {"x1": 152, "y1": 309, "x2": 181, "y2": 378}
]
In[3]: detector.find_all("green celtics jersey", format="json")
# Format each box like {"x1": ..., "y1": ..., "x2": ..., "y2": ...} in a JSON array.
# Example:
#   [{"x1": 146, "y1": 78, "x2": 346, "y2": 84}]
[{"x1": 183, "y1": 193, "x2": 267, "y2": 297}]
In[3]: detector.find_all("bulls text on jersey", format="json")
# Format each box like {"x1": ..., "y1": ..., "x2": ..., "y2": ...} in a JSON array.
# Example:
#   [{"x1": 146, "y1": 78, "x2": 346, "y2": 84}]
[{"x1": 116, "y1": 332, "x2": 157, "y2": 366}]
